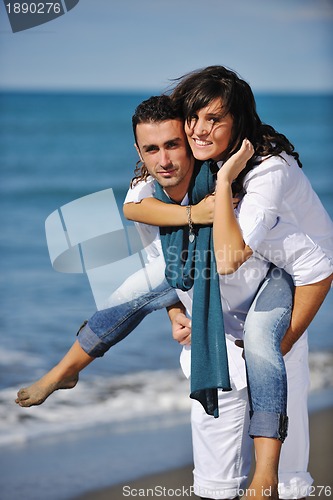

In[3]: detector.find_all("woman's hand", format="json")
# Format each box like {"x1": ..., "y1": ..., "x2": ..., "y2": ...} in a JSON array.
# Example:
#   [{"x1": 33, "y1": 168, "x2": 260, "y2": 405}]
[
  {"x1": 191, "y1": 193, "x2": 240, "y2": 225},
  {"x1": 217, "y1": 139, "x2": 254, "y2": 184},
  {"x1": 191, "y1": 194, "x2": 215, "y2": 225}
]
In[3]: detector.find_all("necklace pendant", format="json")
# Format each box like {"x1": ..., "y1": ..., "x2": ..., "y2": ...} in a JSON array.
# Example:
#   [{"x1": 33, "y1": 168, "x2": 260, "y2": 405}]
[{"x1": 189, "y1": 233, "x2": 195, "y2": 243}]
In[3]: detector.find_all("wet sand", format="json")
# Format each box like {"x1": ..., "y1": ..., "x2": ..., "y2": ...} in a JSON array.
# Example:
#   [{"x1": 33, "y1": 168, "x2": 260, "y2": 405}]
[{"x1": 74, "y1": 407, "x2": 333, "y2": 499}]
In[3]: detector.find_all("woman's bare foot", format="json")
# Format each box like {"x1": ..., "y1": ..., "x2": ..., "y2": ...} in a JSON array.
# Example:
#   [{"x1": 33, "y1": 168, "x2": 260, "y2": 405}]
[
  {"x1": 15, "y1": 340, "x2": 94, "y2": 407},
  {"x1": 15, "y1": 372, "x2": 79, "y2": 407}
]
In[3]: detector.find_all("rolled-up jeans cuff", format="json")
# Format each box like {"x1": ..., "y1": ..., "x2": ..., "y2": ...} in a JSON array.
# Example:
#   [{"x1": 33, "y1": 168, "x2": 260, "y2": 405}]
[
  {"x1": 77, "y1": 323, "x2": 109, "y2": 358},
  {"x1": 249, "y1": 411, "x2": 288, "y2": 442}
]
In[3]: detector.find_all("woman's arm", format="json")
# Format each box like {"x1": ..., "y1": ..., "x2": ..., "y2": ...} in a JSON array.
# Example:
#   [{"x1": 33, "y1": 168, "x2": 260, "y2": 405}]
[
  {"x1": 213, "y1": 139, "x2": 254, "y2": 274},
  {"x1": 124, "y1": 194, "x2": 215, "y2": 227}
]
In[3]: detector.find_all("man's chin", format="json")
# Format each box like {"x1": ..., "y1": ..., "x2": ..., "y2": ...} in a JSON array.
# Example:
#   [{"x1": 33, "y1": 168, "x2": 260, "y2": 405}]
[{"x1": 156, "y1": 177, "x2": 178, "y2": 187}]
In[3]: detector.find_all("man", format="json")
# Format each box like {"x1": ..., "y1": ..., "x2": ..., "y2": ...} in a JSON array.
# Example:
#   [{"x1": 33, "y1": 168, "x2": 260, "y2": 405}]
[
  {"x1": 123, "y1": 95, "x2": 318, "y2": 500},
  {"x1": 17, "y1": 96, "x2": 315, "y2": 500}
]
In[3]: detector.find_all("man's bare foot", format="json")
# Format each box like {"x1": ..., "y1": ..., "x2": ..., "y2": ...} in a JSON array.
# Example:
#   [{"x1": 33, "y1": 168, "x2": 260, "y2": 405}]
[
  {"x1": 241, "y1": 476, "x2": 279, "y2": 499},
  {"x1": 15, "y1": 373, "x2": 78, "y2": 407}
]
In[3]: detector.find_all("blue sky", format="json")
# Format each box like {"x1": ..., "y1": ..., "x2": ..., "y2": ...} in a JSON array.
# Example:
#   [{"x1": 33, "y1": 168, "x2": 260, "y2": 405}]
[{"x1": 0, "y1": 0, "x2": 332, "y2": 92}]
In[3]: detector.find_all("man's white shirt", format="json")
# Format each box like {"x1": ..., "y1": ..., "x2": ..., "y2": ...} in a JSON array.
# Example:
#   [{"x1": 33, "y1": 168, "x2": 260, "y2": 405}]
[{"x1": 125, "y1": 179, "x2": 268, "y2": 390}]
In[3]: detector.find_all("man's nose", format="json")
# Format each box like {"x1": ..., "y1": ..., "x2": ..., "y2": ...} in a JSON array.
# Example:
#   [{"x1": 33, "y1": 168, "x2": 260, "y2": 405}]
[{"x1": 159, "y1": 149, "x2": 171, "y2": 167}]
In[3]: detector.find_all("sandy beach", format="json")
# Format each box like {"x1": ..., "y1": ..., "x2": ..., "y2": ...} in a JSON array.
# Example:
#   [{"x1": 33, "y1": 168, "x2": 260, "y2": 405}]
[{"x1": 74, "y1": 406, "x2": 333, "y2": 499}]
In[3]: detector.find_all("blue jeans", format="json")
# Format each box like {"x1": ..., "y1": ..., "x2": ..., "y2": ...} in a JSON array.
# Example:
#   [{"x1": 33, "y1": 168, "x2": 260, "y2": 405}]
[
  {"x1": 244, "y1": 266, "x2": 294, "y2": 442},
  {"x1": 78, "y1": 260, "x2": 179, "y2": 357},
  {"x1": 78, "y1": 260, "x2": 293, "y2": 442}
]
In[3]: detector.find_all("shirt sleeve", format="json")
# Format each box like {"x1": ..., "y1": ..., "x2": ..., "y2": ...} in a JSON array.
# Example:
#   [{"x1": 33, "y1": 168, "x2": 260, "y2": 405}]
[
  {"x1": 123, "y1": 177, "x2": 156, "y2": 205},
  {"x1": 123, "y1": 177, "x2": 163, "y2": 262},
  {"x1": 281, "y1": 231, "x2": 333, "y2": 286},
  {"x1": 237, "y1": 156, "x2": 289, "y2": 251}
]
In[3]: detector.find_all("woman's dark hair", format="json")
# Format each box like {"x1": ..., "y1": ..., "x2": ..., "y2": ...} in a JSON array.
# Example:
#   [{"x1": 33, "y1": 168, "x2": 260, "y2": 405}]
[{"x1": 171, "y1": 65, "x2": 302, "y2": 191}]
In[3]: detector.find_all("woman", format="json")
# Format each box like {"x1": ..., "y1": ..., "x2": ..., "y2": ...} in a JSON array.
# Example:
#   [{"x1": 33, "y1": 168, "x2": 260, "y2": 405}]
[{"x1": 123, "y1": 68, "x2": 333, "y2": 499}]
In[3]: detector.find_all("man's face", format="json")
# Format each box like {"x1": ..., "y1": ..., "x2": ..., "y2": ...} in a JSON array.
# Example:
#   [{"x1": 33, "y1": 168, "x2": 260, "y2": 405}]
[{"x1": 135, "y1": 119, "x2": 194, "y2": 202}]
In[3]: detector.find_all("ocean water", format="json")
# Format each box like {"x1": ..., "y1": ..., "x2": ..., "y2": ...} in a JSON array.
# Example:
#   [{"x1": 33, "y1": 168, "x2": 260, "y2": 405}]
[{"x1": 0, "y1": 92, "x2": 333, "y2": 498}]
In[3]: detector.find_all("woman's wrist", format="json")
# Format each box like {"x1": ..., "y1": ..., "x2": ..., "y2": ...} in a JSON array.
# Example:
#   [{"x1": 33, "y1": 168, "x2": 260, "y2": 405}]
[
  {"x1": 191, "y1": 204, "x2": 199, "y2": 224},
  {"x1": 216, "y1": 176, "x2": 233, "y2": 191}
]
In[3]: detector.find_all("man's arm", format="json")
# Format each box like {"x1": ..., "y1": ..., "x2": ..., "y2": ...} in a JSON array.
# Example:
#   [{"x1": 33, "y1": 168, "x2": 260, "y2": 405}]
[{"x1": 281, "y1": 273, "x2": 333, "y2": 355}]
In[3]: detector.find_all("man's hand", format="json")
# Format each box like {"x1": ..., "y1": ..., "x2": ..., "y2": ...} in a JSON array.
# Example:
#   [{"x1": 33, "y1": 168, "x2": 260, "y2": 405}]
[
  {"x1": 172, "y1": 312, "x2": 192, "y2": 345},
  {"x1": 281, "y1": 273, "x2": 333, "y2": 355},
  {"x1": 167, "y1": 302, "x2": 191, "y2": 345}
]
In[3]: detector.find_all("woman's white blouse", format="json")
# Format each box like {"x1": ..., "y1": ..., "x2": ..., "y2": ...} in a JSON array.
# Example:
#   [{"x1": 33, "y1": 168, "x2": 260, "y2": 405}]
[
  {"x1": 235, "y1": 152, "x2": 333, "y2": 285},
  {"x1": 125, "y1": 154, "x2": 333, "y2": 287}
]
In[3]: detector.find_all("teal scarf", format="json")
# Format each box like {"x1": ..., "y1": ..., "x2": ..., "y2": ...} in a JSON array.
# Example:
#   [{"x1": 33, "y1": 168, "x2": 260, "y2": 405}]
[{"x1": 154, "y1": 160, "x2": 231, "y2": 418}]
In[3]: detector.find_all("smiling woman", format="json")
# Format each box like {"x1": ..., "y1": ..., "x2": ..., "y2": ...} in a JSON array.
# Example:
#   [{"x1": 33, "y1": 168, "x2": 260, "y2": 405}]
[{"x1": 184, "y1": 99, "x2": 234, "y2": 162}]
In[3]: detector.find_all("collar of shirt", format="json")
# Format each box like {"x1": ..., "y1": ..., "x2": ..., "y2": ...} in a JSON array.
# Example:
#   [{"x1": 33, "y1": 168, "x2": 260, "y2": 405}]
[{"x1": 162, "y1": 188, "x2": 189, "y2": 206}]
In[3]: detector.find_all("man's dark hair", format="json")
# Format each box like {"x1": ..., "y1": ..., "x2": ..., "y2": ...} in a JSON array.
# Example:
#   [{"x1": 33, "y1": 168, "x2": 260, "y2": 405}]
[
  {"x1": 131, "y1": 95, "x2": 184, "y2": 186},
  {"x1": 132, "y1": 95, "x2": 183, "y2": 146}
]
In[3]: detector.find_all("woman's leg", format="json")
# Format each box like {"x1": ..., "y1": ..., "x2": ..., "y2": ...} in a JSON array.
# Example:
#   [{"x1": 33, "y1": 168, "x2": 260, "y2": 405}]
[
  {"x1": 242, "y1": 266, "x2": 294, "y2": 499},
  {"x1": 78, "y1": 259, "x2": 178, "y2": 357},
  {"x1": 244, "y1": 266, "x2": 293, "y2": 439},
  {"x1": 16, "y1": 259, "x2": 178, "y2": 407}
]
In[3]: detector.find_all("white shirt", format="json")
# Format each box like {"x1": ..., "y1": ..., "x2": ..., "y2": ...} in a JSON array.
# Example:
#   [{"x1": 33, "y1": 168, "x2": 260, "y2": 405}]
[
  {"x1": 236, "y1": 152, "x2": 333, "y2": 285},
  {"x1": 124, "y1": 160, "x2": 333, "y2": 388},
  {"x1": 125, "y1": 179, "x2": 268, "y2": 390}
]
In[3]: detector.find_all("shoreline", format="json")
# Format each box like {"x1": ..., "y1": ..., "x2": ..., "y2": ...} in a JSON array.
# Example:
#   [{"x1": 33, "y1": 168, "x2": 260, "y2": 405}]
[
  {"x1": 74, "y1": 405, "x2": 333, "y2": 500},
  {"x1": 0, "y1": 393, "x2": 332, "y2": 500}
]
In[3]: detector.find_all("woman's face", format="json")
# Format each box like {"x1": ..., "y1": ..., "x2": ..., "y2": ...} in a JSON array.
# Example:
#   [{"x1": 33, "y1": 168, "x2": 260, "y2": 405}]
[{"x1": 184, "y1": 98, "x2": 234, "y2": 162}]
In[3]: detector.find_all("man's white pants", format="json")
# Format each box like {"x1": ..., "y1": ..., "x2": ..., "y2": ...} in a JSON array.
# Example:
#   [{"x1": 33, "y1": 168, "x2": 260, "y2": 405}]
[{"x1": 191, "y1": 336, "x2": 313, "y2": 499}]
